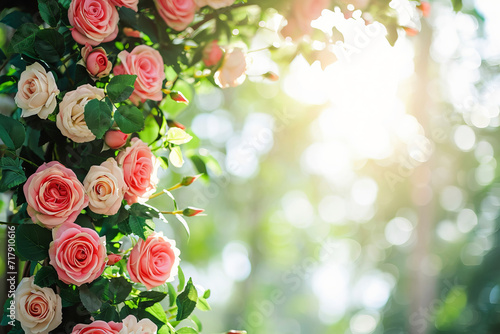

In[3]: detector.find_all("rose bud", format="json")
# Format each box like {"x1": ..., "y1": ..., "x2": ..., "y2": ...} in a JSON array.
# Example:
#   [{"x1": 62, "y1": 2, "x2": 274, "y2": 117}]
[
  {"x1": 181, "y1": 174, "x2": 202, "y2": 186},
  {"x1": 170, "y1": 91, "x2": 189, "y2": 104},
  {"x1": 227, "y1": 331, "x2": 247, "y2": 334},
  {"x1": 263, "y1": 71, "x2": 279, "y2": 82},
  {"x1": 105, "y1": 130, "x2": 130, "y2": 149},
  {"x1": 418, "y1": 1, "x2": 431, "y2": 17},
  {"x1": 78, "y1": 44, "x2": 112, "y2": 80},
  {"x1": 404, "y1": 27, "x2": 419, "y2": 36},
  {"x1": 203, "y1": 40, "x2": 224, "y2": 67},
  {"x1": 107, "y1": 254, "x2": 122, "y2": 265},
  {"x1": 182, "y1": 207, "x2": 204, "y2": 217},
  {"x1": 167, "y1": 119, "x2": 186, "y2": 130},
  {"x1": 123, "y1": 27, "x2": 141, "y2": 38}
]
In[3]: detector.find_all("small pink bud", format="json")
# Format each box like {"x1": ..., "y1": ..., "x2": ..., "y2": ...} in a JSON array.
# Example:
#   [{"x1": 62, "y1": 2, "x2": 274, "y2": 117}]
[
  {"x1": 104, "y1": 130, "x2": 129, "y2": 149},
  {"x1": 170, "y1": 91, "x2": 189, "y2": 104},
  {"x1": 404, "y1": 27, "x2": 419, "y2": 36},
  {"x1": 263, "y1": 71, "x2": 279, "y2": 82},
  {"x1": 167, "y1": 119, "x2": 186, "y2": 130},
  {"x1": 181, "y1": 174, "x2": 202, "y2": 186},
  {"x1": 182, "y1": 207, "x2": 204, "y2": 217},
  {"x1": 202, "y1": 40, "x2": 224, "y2": 67},
  {"x1": 107, "y1": 254, "x2": 122, "y2": 265},
  {"x1": 227, "y1": 331, "x2": 247, "y2": 334},
  {"x1": 123, "y1": 27, "x2": 141, "y2": 38}
]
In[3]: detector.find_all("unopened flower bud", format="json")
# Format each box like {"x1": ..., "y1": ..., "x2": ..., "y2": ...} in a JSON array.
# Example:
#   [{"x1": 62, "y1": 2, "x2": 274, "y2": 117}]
[
  {"x1": 181, "y1": 174, "x2": 202, "y2": 186},
  {"x1": 182, "y1": 207, "x2": 204, "y2": 217},
  {"x1": 170, "y1": 91, "x2": 189, "y2": 104}
]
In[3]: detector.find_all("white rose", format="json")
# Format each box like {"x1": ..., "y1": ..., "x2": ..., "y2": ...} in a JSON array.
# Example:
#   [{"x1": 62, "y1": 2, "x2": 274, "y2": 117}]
[
  {"x1": 194, "y1": 0, "x2": 234, "y2": 9},
  {"x1": 15, "y1": 277, "x2": 62, "y2": 334},
  {"x1": 15, "y1": 62, "x2": 59, "y2": 119},
  {"x1": 214, "y1": 48, "x2": 247, "y2": 89},
  {"x1": 83, "y1": 158, "x2": 128, "y2": 215},
  {"x1": 56, "y1": 84, "x2": 103, "y2": 143},
  {"x1": 119, "y1": 315, "x2": 157, "y2": 334}
]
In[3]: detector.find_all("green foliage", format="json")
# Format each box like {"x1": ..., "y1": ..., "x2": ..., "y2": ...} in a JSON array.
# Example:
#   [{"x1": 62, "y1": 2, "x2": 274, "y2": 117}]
[
  {"x1": 84, "y1": 98, "x2": 113, "y2": 139},
  {"x1": 452, "y1": 0, "x2": 463, "y2": 11},
  {"x1": 138, "y1": 291, "x2": 168, "y2": 308},
  {"x1": 9, "y1": 23, "x2": 39, "y2": 56},
  {"x1": 0, "y1": 115, "x2": 25, "y2": 150},
  {"x1": 0, "y1": 158, "x2": 26, "y2": 192},
  {"x1": 107, "y1": 75, "x2": 137, "y2": 102},
  {"x1": 109, "y1": 277, "x2": 132, "y2": 304},
  {"x1": 0, "y1": 11, "x2": 33, "y2": 29},
  {"x1": 34, "y1": 266, "x2": 58, "y2": 287},
  {"x1": 15, "y1": 224, "x2": 52, "y2": 261},
  {"x1": 38, "y1": 0, "x2": 61, "y2": 27},
  {"x1": 35, "y1": 29, "x2": 65, "y2": 63},
  {"x1": 176, "y1": 278, "x2": 198, "y2": 321},
  {"x1": 114, "y1": 105, "x2": 145, "y2": 134}
]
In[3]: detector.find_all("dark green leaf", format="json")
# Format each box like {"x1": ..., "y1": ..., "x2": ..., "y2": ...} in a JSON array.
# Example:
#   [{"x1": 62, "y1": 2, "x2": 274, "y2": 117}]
[
  {"x1": 0, "y1": 157, "x2": 26, "y2": 192},
  {"x1": 79, "y1": 284, "x2": 103, "y2": 313},
  {"x1": 138, "y1": 291, "x2": 168, "y2": 308},
  {"x1": 176, "y1": 278, "x2": 198, "y2": 321},
  {"x1": 35, "y1": 29, "x2": 65, "y2": 63},
  {"x1": 38, "y1": 0, "x2": 61, "y2": 27},
  {"x1": 10, "y1": 23, "x2": 39, "y2": 56},
  {"x1": 15, "y1": 224, "x2": 52, "y2": 261},
  {"x1": 109, "y1": 277, "x2": 132, "y2": 304},
  {"x1": 1, "y1": 11, "x2": 33, "y2": 29},
  {"x1": 129, "y1": 215, "x2": 148, "y2": 240},
  {"x1": 107, "y1": 75, "x2": 136, "y2": 102},
  {"x1": 1, "y1": 298, "x2": 15, "y2": 326},
  {"x1": 167, "y1": 282, "x2": 176, "y2": 306},
  {"x1": 114, "y1": 105, "x2": 145, "y2": 134},
  {"x1": 0, "y1": 114, "x2": 25, "y2": 150},
  {"x1": 129, "y1": 203, "x2": 161, "y2": 219},
  {"x1": 84, "y1": 98, "x2": 113, "y2": 139},
  {"x1": 34, "y1": 266, "x2": 58, "y2": 287},
  {"x1": 94, "y1": 302, "x2": 120, "y2": 322}
]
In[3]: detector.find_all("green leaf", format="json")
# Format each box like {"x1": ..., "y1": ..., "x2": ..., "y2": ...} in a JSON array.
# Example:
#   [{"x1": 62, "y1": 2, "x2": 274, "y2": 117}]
[
  {"x1": 203, "y1": 289, "x2": 210, "y2": 299},
  {"x1": 0, "y1": 157, "x2": 26, "y2": 192},
  {"x1": 0, "y1": 114, "x2": 25, "y2": 150},
  {"x1": 138, "y1": 115, "x2": 160, "y2": 144},
  {"x1": 35, "y1": 29, "x2": 65, "y2": 63},
  {"x1": 0, "y1": 11, "x2": 33, "y2": 29},
  {"x1": 1, "y1": 298, "x2": 15, "y2": 326},
  {"x1": 139, "y1": 303, "x2": 167, "y2": 328},
  {"x1": 15, "y1": 224, "x2": 52, "y2": 261},
  {"x1": 176, "y1": 278, "x2": 198, "y2": 321},
  {"x1": 79, "y1": 284, "x2": 103, "y2": 313},
  {"x1": 138, "y1": 291, "x2": 168, "y2": 308},
  {"x1": 190, "y1": 314, "x2": 202, "y2": 332},
  {"x1": 109, "y1": 277, "x2": 132, "y2": 304},
  {"x1": 196, "y1": 297, "x2": 211, "y2": 311},
  {"x1": 177, "y1": 327, "x2": 198, "y2": 334},
  {"x1": 129, "y1": 203, "x2": 161, "y2": 219},
  {"x1": 84, "y1": 98, "x2": 113, "y2": 139},
  {"x1": 177, "y1": 266, "x2": 185, "y2": 292},
  {"x1": 95, "y1": 302, "x2": 120, "y2": 322},
  {"x1": 129, "y1": 215, "x2": 148, "y2": 240},
  {"x1": 452, "y1": 0, "x2": 463, "y2": 11},
  {"x1": 38, "y1": 0, "x2": 61, "y2": 27},
  {"x1": 34, "y1": 266, "x2": 58, "y2": 287},
  {"x1": 114, "y1": 105, "x2": 144, "y2": 134},
  {"x1": 107, "y1": 75, "x2": 137, "y2": 102},
  {"x1": 10, "y1": 23, "x2": 39, "y2": 56},
  {"x1": 167, "y1": 282, "x2": 177, "y2": 306}
]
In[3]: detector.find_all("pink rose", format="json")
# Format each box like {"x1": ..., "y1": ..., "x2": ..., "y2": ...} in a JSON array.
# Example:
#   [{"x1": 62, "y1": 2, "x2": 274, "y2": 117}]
[
  {"x1": 23, "y1": 162, "x2": 88, "y2": 229},
  {"x1": 49, "y1": 223, "x2": 107, "y2": 286},
  {"x1": 69, "y1": 0, "x2": 119, "y2": 46},
  {"x1": 127, "y1": 233, "x2": 180, "y2": 290},
  {"x1": 107, "y1": 254, "x2": 122, "y2": 265},
  {"x1": 104, "y1": 130, "x2": 129, "y2": 149},
  {"x1": 110, "y1": 0, "x2": 139, "y2": 11},
  {"x1": 195, "y1": 0, "x2": 234, "y2": 9},
  {"x1": 214, "y1": 48, "x2": 247, "y2": 88},
  {"x1": 116, "y1": 138, "x2": 159, "y2": 204},
  {"x1": 71, "y1": 321, "x2": 122, "y2": 334},
  {"x1": 282, "y1": 0, "x2": 330, "y2": 39},
  {"x1": 83, "y1": 158, "x2": 128, "y2": 216},
  {"x1": 154, "y1": 0, "x2": 196, "y2": 31},
  {"x1": 15, "y1": 277, "x2": 62, "y2": 334},
  {"x1": 78, "y1": 44, "x2": 112, "y2": 80},
  {"x1": 203, "y1": 40, "x2": 224, "y2": 67},
  {"x1": 114, "y1": 46, "x2": 165, "y2": 105}
]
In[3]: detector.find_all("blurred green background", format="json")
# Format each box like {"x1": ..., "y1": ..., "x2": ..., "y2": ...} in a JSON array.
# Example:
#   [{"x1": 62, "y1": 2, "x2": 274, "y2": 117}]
[{"x1": 3, "y1": 0, "x2": 500, "y2": 333}]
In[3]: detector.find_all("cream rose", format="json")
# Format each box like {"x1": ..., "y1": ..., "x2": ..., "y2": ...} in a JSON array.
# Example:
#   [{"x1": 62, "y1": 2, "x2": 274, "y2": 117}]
[
  {"x1": 119, "y1": 315, "x2": 157, "y2": 334},
  {"x1": 15, "y1": 277, "x2": 62, "y2": 334},
  {"x1": 194, "y1": 0, "x2": 234, "y2": 9},
  {"x1": 56, "y1": 84, "x2": 104, "y2": 143},
  {"x1": 83, "y1": 158, "x2": 128, "y2": 215},
  {"x1": 15, "y1": 62, "x2": 59, "y2": 119},
  {"x1": 214, "y1": 48, "x2": 247, "y2": 88}
]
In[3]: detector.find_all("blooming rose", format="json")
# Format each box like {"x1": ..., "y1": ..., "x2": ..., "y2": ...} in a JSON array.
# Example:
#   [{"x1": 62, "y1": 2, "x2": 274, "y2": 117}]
[
  {"x1": 78, "y1": 44, "x2": 112, "y2": 80},
  {"x1": 282, "y1": 0, "x2": 330, "y2": 39},
  {"x1": 56, "y1": 84, "x2": 105, "y2": 143},
  {"x1": 105, "y1": 130, "x2": 129, "y2": 149},
  {"x1": 194, "y1": 0, "x2": 233, "y2": 9},
  {"x1": 69, "y1": 0, "x2": 119, "y2": 46},
  {"x1": 214, "y1": 48, "x2": 247, "y2": 88},
  {"x1": 116, "y1": 138, "x2": 159, "y2": 204},
  {"x1": 114, "y1": 46, "x2": 165, "y2": 105},
  {"x1": 71, "y1": 321, "x2": 122, "y2": 334},
  {"x1": 203, "y1": 40, "x2": 224, "y2": 67},
  {"x1": 127, "y1": 233, "x2": 180, "y2": 290},
  {"x1": 15, "y1": 277, "x2": 62, "y2": 334},
  {"x1": 83, "y1": 158, "x2": 128, "y2": 215},
  {"x1": 24, "y1": 162, "x2": 88, "y2": 229},
  {"x1": 154, "y1": 0, "x2": 196, "y2": 31},
  {"x1": 49, "y1": 223, "x2": 107, "y2": 286},
  {"x1": 110, "y1": 0, "x2": 139, "y2": 11},
  {"x1": 15, "y1": 62, "x2": 59, "y2": 119},
  {"x1": 119, "y1": 315, "x2": 157, "y2": 334}
]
